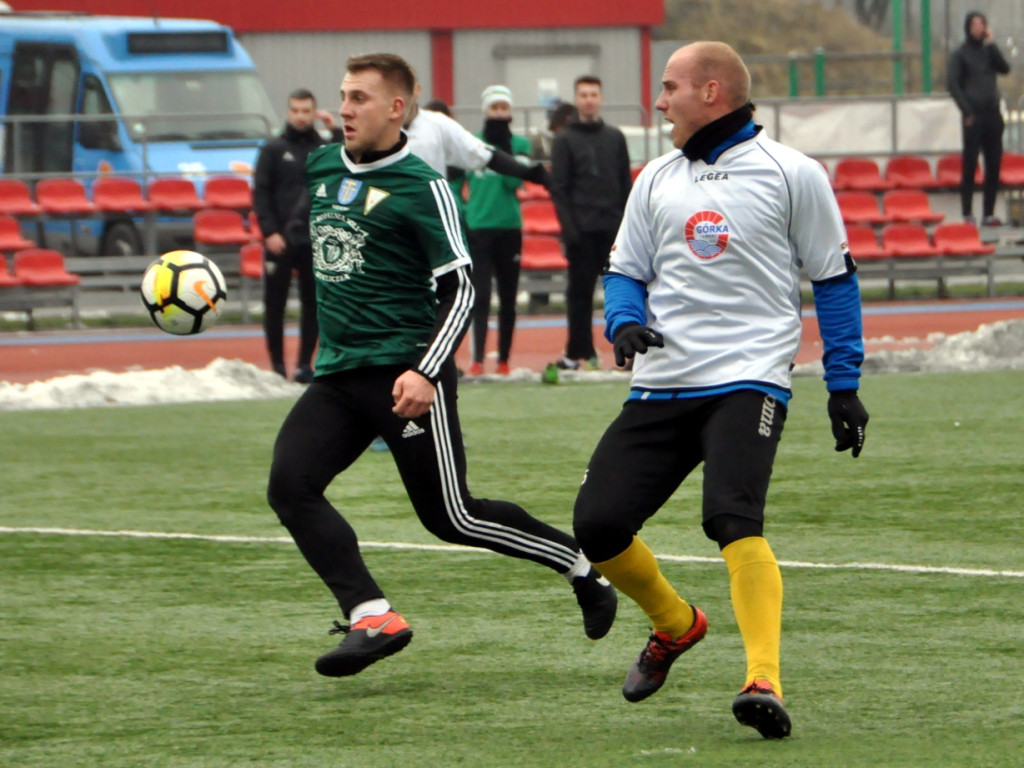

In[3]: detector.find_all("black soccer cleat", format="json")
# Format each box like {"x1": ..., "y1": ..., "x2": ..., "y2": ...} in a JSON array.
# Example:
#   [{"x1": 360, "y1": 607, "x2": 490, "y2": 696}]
[
  {"x1": 732, "y1": 680, "x2": 792, "y2": 739},
  {"x1": 622, "y1": 607, "x2": 707, "y2": 702},
  {"x1": 572, "y1": 568, "x2": 618, "y2": 639},
  {"x1": 314, "y1": 611, "x2": 413, "y2": 677}
]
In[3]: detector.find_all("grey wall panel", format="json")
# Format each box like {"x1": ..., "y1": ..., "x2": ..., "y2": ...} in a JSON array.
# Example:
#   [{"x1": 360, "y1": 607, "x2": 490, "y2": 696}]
[
  {"x1": 240, "y1": 32, "x2": 432, "y2": 120},
  {"x1": 451, "y1": 27, "x2": 644, "y2": 132}
]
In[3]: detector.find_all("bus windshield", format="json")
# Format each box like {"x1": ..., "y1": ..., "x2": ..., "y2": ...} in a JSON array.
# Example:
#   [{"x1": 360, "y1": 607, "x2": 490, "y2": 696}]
[{"x1": 107, "y1": 70, "x2": 278, "y2": 142}]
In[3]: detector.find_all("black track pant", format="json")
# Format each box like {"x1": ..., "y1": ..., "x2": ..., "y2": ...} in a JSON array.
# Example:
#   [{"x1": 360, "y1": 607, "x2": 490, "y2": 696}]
[
  {"x1": 564, "y1": 229, "x2": 617, "y2": 360},
  {"x1": 263, "y1": 243, "x2": 318, "y2": 370},
  {"x1": 468, "y1": 228, "x2": 522, "y2": 364},
  {"x1": 266, "y1": 361, "x2": 580, "y2": 617},
  {"x1": 961, "y1": 111, "x2": 1004, "y2": 219}
]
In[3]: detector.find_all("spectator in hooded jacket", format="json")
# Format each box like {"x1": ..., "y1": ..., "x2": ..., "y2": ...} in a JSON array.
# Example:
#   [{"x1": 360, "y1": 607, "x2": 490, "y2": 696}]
[{"x1": 948, "y1": 11, "x2": 1011, "y2": 227}]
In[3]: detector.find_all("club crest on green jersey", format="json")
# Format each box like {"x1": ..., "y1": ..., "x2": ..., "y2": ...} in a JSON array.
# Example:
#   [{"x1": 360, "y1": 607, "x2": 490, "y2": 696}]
[
  {"x1": 338, "y1": 178, "x2": 362, "y2": 205},
  {"x1": 311, "y1": 212, "x2": 367, "y2": 282}
]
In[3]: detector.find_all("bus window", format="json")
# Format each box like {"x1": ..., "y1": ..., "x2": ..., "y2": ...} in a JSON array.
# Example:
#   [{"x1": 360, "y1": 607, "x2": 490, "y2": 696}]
[{"x1": 78, "y1": 74, "x2": 119, "y2": 151}]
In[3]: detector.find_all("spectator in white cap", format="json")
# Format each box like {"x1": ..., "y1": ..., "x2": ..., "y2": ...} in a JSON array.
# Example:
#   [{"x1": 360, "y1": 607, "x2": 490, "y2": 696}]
[{"x1": 463, "y1": 85, "x2": 533, "y2": 376}]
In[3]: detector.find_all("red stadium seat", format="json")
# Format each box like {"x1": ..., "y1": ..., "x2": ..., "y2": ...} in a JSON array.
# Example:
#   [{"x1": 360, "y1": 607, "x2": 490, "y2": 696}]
[
  {"x1": 0, "y1": 214, "x2": 36, "y2": 252},
  {"x1": 239, "y1": 241, "x2": 264, "y2": 279},
  {"x1": 932, "y1": 222, "x2": 996, "y2": 255},
  {"x1": 516, "y1": 181, "x2": 550, "y2": 202},
  {"x1": 0, "y1": 179, "x2": 42, "y2": 216},
  {"x1": 520, "y1": 200, "x2": 561, "y2": 236},
  {"x1": 13, "y1": 248, "x2": 82, "y2": 286},
  {"x1": 193, "y1": 208, "x2": 252, "y2": 246},
  {"x1": 92, "y1": 177, "x2": 154, "y2": 213},
  {"x1": 835, "y1": 191, "x2": 893, "y2": 225},
  {"x1": 520, "y1": 235, "x2": 568, "y2": 270},
  {"x1": 880, "y1": 224, "x2": 942, "y2": 257},
  {"x1": 998, "y1": 152, "x2": 1024, "y2": 187},
  {"x1": 882, "y1": 190, "x2": 945, "y2": 224},
  {"x1": 148, "y1": 178, "x2": 208, "y2": 212},
  {"x1": 203, "y1": 176, "x2": 253, "y2": 209},
  {"x1": 844, "y1": 224, "x2": 892, "y2": 260},
  {"x1": 0, "y1": 254, "x2": 25, "y2": 286},
  {"x1": 885, "y1": 155, "x2": 941, "y2": 189},
  {"x1": 832, "y1": 158, "x2": 894, "y2": 192},
  {"x1": 35, "y1": 178, "x2": 97, "y2": 215},
  {"x1": 247, "y1": 210, "x2": 264, "y2": 241},
  {"x1": 936, "y1": 154, "x2": 983, "y2": 187}
]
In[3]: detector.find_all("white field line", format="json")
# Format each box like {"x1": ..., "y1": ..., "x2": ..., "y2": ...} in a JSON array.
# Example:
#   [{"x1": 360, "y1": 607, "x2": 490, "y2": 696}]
[{"x1": 2, "y1": 526, "x2": 1022, "y2": 580}]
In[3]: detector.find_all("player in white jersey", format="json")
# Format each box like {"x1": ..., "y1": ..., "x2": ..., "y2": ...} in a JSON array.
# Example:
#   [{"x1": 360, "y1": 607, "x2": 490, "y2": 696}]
[{"x1": 572, "y1": 42, "x2": 869, "y2": 741}]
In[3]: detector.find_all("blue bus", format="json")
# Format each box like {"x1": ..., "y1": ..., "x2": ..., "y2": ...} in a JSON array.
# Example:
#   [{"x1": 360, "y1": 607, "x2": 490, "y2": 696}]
[{"x1": 0, "y1": 11, "x2": 278, "y2": 255}]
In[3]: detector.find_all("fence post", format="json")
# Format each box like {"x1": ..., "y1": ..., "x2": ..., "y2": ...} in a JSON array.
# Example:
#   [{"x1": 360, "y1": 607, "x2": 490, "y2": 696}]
[
  {"x1": 814, "y1": 48, "x2": 825, "y2": 97},
  {"x1": 892, "y1": 0, "x2": 904, "y2": 95},
  {"x1": 788, "y1": 52, "x2": 800, "y2": 98},
  {"x1": 921, "y1": 0, "x2": 932, "y2": 94}
]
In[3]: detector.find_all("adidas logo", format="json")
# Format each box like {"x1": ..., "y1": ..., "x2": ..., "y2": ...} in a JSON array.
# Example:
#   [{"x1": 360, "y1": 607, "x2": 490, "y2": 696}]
[
  {"x1": 315, "y1": 183, "x2": 327, "y2": 198},
  {"x1": 401, "y1": 421, "x2": 425, "y2": 438}
]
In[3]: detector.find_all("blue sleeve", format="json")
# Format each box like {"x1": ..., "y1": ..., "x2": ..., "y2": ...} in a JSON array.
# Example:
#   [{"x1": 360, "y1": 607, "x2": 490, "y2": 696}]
[
  {"x1": 602, "y1": 272, "x2": 649, "y2": 342},
  {"x1": 811, "y1": 272, "x2": 864, "y2": 392}
]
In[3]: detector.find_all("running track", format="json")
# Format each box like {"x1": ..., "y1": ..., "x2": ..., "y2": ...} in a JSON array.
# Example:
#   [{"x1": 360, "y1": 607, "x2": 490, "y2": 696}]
[{"x1": 2, "y1": 299, "x2": 1024, "y2": 383}]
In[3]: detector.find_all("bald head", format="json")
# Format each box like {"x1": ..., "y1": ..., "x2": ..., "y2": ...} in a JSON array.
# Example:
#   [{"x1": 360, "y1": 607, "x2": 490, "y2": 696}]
[{"x1": 672, "y1": 41, "x2": 751, "y2": 110}]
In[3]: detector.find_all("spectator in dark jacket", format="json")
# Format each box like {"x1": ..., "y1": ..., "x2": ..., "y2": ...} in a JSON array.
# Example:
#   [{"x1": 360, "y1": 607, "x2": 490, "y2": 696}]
[
  {"x1": 948, "y1": 11, "x2": 1011, "y2": 227},
  {"x1": 549, "y1": 76, "x2": 632, "y2": 370},
  {"x1": 253, "y1": 88, "x2": 343, "y2": 382}
]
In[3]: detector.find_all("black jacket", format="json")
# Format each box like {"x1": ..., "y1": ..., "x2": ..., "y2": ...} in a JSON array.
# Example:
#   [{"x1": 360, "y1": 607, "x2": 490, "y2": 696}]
[
  {"x1": 550, "y1": 119, "x2": 632, "y2": 242},
  {"x1": 252, "y1": 123, "x2": 343, "y2": 244},
  {"x1": 948, "y1": 12, "x2": 1011, "y2": 117}
]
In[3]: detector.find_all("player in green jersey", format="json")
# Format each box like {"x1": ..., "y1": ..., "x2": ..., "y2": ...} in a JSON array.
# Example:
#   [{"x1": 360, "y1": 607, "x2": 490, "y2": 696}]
[{"x1": 267, "y1": 53, "x2": 617, "y2": 678}]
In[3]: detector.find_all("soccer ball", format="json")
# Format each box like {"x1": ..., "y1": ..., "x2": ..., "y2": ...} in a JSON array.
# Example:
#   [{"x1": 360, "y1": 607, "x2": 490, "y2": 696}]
[{"x1": 140, "y1": 250, "x2": 227, "y2": 335}]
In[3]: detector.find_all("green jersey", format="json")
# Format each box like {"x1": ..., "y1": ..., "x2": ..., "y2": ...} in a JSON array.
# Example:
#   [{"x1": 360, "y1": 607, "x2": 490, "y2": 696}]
[
  {"x1": 305, "y1": 141, "x2": 473, "y2": 379},
  {"x1": 465, "y1": 133, "x2": 532, "y2": 231}
]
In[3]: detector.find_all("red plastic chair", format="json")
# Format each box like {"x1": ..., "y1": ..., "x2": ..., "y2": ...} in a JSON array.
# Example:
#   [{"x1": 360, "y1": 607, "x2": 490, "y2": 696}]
[
  {"x1": 0, "y1": 179, "x2": 42, "y2": 216},
  {"x1": 239, "y1": 241, "x2": 264, "y2": 279},
  {"x1": 193, "y1": 208, "x2": 252, "y2": 246},
  {"x1": 630, "y1": 165, "x2": 645, "y2": 183},
  {"x1": 35, "y1": 178, "x2": 98, "y2": 215},
  {"x1": 832, "y1": 158, "x2": 894, "y2": 192},
  {"x1": 516, "y1": 181, "x2": 551, "y2": 202},
  {"x1": 845, "y1": 224, "x2": 892, "y2": 260},
  {"x1": 936, "y1": 154, "x2": 984, "y2": 187},
  {"x1": 92, "y1": 177, "x2": 154, "y2": 213},
  {"x1": 932, "y1": 222, "x2": 996, "y2": 255},
  {"x1": 998, "y1": 152, "x2": 1024, "y2": 187},
  {"x1": 0, "y1": 214, "x2": 36, "y2": 252},
  {"x1": 148, "y1": 178, "x2": 208, "y2": 212},
  {"x1": 0, "y1": 254, "x2": 25, "y2": 286},
  {"x1": 834, "y1": 191, "x2": 893, "y2": 225},
  {"x1": 13, "y1": 248, "x2": 82, "y2": 286},
  {"x1": 882, "y1": 190, "x2": 945, "y2": 224},
  {"x1": 247, "y1": 210, "x2": 263, "y2": 241},
  {"x1": 520, "y1": 200, "x2": 561, "y2": 236},
  {"x1": 880, "y1": 224, "x2": 943, "y2": 257},
  {"x1": 885, "y1": 156, "x2": 941, "y2": 189},
  {"x1": 520, "y1": 235, "x2": 569, "y2": 270},
  {"x1": 203, "y1": 176, "x2": 253, "y2": 209}
]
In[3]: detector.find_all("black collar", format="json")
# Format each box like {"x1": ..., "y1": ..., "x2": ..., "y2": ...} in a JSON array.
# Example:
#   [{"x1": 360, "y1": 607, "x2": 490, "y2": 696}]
[
  {"x1": 682, "y1": 104, "x2": 757, "y2": 162},
  {"x1": 345, "y1": 132, "x2": 408, "y2": 165}
]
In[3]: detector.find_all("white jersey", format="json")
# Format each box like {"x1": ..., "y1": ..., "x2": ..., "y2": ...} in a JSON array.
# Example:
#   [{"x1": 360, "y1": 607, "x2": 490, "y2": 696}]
[
  {"x1": 406, "y1": 108, "x2": 494, "y2": 176},
  {"x1": 609, "y1": 130, "x2": 849, "y2": 393}
]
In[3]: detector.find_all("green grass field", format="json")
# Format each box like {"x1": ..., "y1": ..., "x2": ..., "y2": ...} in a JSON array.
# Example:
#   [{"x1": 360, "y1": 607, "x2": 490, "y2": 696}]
[{"x1": 2, "y1": 371, "x2": 1023, "y2": 767}]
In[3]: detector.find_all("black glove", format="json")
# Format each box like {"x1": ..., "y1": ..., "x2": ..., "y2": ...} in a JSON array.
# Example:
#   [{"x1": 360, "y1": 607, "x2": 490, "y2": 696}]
[
  {"x1": 827, "y1": 391, "x2": 869, "y2": 458},
  {"x1": 524, "y1": 163, "x2": 551, "y2": 189},
  {"x1": 612, "y1": 322, "x2": 664, "y2": 368}
]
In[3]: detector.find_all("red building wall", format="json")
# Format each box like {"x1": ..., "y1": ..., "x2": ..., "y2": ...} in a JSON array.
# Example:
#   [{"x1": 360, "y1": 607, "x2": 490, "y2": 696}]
[{"x1": 7, "y1": 1, "x2": 663, "y2": 32}]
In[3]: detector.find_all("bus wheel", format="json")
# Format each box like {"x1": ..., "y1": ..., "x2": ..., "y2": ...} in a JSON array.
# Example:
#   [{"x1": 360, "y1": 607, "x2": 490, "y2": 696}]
[{"x1": 102, "y1": 222, "x2": 142, "y2": 256}]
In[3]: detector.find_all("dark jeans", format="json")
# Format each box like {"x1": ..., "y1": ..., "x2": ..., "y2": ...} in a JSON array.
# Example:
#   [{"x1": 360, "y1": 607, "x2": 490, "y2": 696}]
[
  {"x1": 564, "y1": 229, "x2": 617, "y2": 360},
  {"x1": 467, "y1": 228, "x2": 522, "y2": 364},
  {"x1": 263, "y1": 243, "x2": 318, "y2": 370},
  {"x1": 961, "y1": 111, "x2": 1004, "y2": 218}
]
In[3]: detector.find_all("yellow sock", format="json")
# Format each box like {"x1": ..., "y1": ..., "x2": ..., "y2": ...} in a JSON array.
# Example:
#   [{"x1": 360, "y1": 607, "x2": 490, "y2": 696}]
[
  {"x1": 722, "y1": 536, "x2": 783, "y2": 698},
  {"x1": 595, "y1": 537, "x2": 695, "y2": 638}
]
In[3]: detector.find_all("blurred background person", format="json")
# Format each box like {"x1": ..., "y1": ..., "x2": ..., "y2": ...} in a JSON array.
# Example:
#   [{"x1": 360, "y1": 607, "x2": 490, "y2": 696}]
[
  {"x1": 253, "y1": 88, "x2": 342, "y2": 382},
  {"x1": 464, "y1": 85, "x2": 532, "y2": 376}
]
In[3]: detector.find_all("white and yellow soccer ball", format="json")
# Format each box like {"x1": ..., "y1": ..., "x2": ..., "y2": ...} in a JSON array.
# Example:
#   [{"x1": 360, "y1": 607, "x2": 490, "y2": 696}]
[{"x1": 140, "y1": 250, "x2": 227, "y2": 335}]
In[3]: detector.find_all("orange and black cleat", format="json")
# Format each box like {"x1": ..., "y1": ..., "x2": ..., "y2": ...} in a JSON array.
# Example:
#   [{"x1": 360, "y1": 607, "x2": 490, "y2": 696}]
[
  {"x1": 622, "y1": 607, "x2": 707, "y2": 702},
  {"x1": 732, "y1": 680, "x2": 792, "y2": 739},
  {"x1": 314, "y1": 611, "x2": 413, "y2": 677}
]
